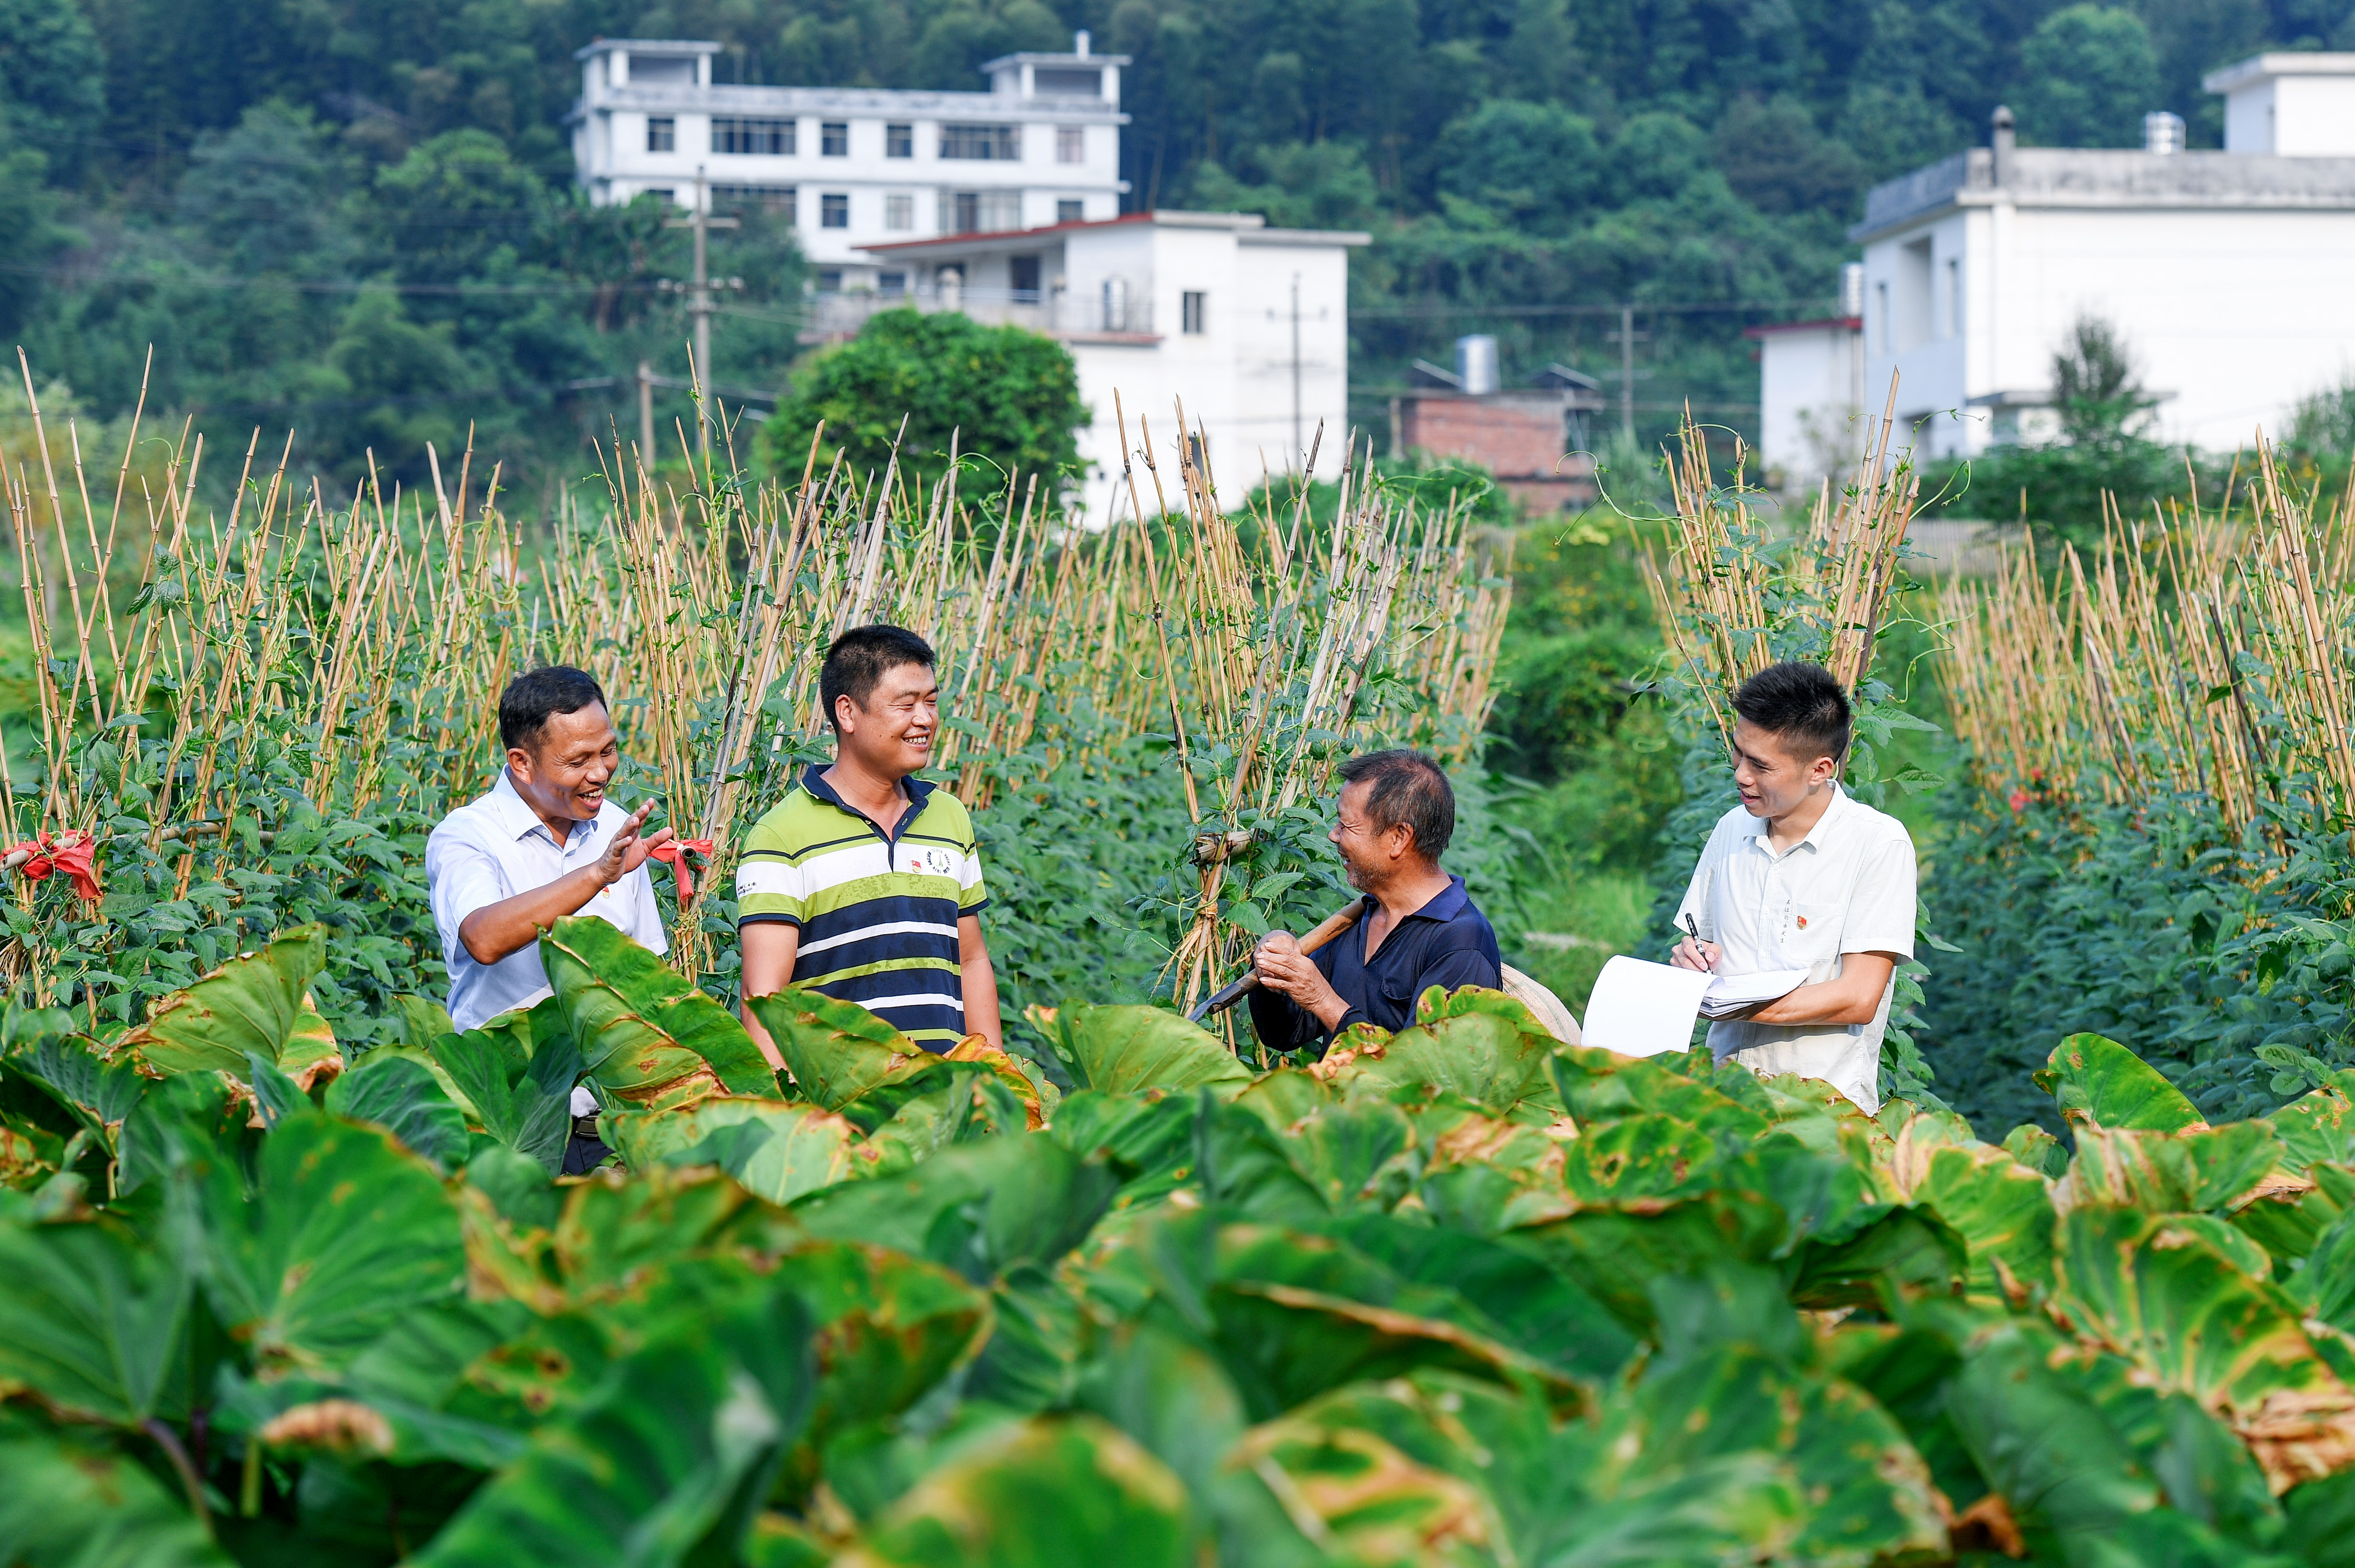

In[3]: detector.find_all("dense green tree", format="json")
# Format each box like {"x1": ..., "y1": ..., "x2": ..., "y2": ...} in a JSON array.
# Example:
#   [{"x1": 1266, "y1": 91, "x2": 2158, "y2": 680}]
[
  {"x1": 2014, "y1": 5, "x2": 2162, "y2": 146},
  {"x1": 0, "y1": 0, "x2": 105, "y2": 180},
  {"x1": 755, "y1": 309, "x2": 1087, "y2": 494}
]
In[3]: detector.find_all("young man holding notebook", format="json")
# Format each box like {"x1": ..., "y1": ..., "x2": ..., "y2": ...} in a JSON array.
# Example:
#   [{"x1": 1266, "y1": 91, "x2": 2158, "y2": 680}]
[{"x1": 1669, "y1": 662, "x2": 1916, "y2": 1112}]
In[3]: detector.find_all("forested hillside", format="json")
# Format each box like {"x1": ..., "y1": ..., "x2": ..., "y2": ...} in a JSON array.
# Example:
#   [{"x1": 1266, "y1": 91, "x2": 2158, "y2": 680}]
[{"x1": 3, "y1": 0, "x2": 2350, "y2": 488}]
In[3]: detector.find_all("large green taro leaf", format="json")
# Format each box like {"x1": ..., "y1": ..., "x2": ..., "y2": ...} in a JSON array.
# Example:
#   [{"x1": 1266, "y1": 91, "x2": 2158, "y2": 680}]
[
  {"x1": 1513, "y1": 1189, "x2": 1795, "y2": 1337},
  {"x1": 749, "y1": 988, "x2": 935, "y2": 1112},
  {"x1": 0, "y1": 1210, "x2": 196, "y2": 1425},
  {"x1": 2037, "y1": 1033, "x2": 2206, "y2": 1132},
  {"x1": 415, "y1": 1285, "x2": 815, "y2": 1568},
  {"x1": 2050, "y1": 1204, "x2": 2355, "y2": 1491},
  {"x1": 196, "y1": 1112, "x2": 467, "y2": 1377},
  {"x1": 1560, "y1": 1112, "x2": 1725, "y2": 1204},
  {"x1": 1626, "y1": 1344, "x2": 1948, "y2": 1566},
  {"x1": 2062, "y1": 1122, "x2": 2285, "y2": 1215},
  {"x1": 794, "y1": 1134, "x2": 1117, "y2": 1284},
  {"x1": 1548, "y1": 1045, "x2": 1771, "y2": 1139},
  {"x1": 2273, "y1": 1081, "x2": 2355, "y2": 1175},
  {"x1": 111, "y1": 925, "x2": 339, "y2": 1085},
  {"x1": 1030, "y1": 1003, "x2": 1250, "y2": 1097},
  {"x1": 541, "y1": 916, "x2": 776, "y2": 1105},
  {"x1": 1326, "y1": 1005, "x2": 1557, "y2": 1113},
  {"x1": 462, "y1": 1164, "x2": 784, "y2": 1314},
  {"x1": 433, "y1": 1024, "x2": 575, "y2": 1174},
  {"x1": 770, "y1": 1239, "x2": 993, "y2": 1497},
  {"x1": 325, "y1": 1049, "x2": 470, "y2": 1173},
  {"x1": 14, "y1": 1037, "x2": 148, "y2": 1158},
  {"x1": 1945, "y1": 1320, "x2": 2163, "y2": 1553},
  {"x1": 1894, "y1": 1134, "x2": 2059, "y2": 1299},
  {"x1": 835, "y1": 1415, "x2": 1193, "y2": 1568},
  {"x1": 0, "y1": 1427, "x2": 231, "y2": 1568},
  {"x1": 1319, "y1": 1211, "x2": 1641, "y2": 1382},
  {"x1": 606, "y1": 1097, "x2": 879, "y2": 1204}
]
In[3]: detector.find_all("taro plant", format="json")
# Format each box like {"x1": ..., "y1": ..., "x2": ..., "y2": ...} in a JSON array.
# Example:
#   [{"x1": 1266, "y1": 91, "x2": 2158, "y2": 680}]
[{"x1": 9, "y1": 924, "x2": 2355, "y2": 1566}]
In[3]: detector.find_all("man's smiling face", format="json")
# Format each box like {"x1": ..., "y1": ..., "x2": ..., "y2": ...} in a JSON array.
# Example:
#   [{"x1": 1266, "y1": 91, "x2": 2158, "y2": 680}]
[{"x1": 511, "y1": 703, "x2": 621, "y2": 824}]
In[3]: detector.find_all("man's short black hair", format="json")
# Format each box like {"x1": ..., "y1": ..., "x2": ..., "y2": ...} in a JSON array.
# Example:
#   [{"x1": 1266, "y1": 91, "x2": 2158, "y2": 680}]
[
  {"x1": 821, "y1": 624, "x2": 936, "y2": 732},
  {"x1": 1732, "y1": 661, "x2": 1851, "y2": 765},
  {"x1": 500, "y1": 665, "x2": 607, "y2": 753},
  {"x1": 1339, "y1": 749, "x2": 1456, "y2": 861}
]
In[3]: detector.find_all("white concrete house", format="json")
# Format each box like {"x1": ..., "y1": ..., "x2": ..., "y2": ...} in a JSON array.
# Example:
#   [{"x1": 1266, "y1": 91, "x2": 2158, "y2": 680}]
[
  {"x1": 568, "y1": 35, "x2": 1128, "y2": 289},
  {"x1": 1760, "y1": 52, "x2": 2355, "y2": 483},
  {"x1": 808, "y1": 211, "x2": 1369, "y2": 488}
]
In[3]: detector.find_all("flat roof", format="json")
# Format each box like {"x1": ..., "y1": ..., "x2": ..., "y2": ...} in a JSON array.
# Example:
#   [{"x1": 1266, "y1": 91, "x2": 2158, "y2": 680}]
[
  {"x1": 1854, "y1": 146, "x2": 2355, "y2": 240},
  {"x1": 575, "y1": 38, "x2": 719, "y2": 59},
  {"x1": 980, "y1": 50, "x2": 1132, "y2": 69},
  {"x1": 2204, "y1": 52, "x2": 2355, "y2": 91},
  {"x1": 859, "y1": 210, "x2": 1368, "y2": 258}
]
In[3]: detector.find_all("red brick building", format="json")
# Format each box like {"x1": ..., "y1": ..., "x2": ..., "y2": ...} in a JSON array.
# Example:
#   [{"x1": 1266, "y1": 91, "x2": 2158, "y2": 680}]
[{"x1": 1388, "y1": 348, "x2": 1604, "y2": 512}]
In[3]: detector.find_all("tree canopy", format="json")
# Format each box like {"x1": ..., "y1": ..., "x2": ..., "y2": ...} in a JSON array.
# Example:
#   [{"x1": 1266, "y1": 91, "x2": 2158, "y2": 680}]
[{"x1": 757, "y1": 309, "x2": 1087, "y2": 496}]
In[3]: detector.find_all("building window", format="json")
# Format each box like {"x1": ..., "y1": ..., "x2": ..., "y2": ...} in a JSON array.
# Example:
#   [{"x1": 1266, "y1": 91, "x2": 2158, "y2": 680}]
[
  {"x1": 1035, "y1": 66, "x2": 1101, "y2": 95},
  {"x1": 885, "y1": 192, "x2": 914, "y2": 230},
  {"x1": 630, "y1": 54, "x2": 696, "y2": 84},
  {"x1": 1101, "y1": 275, "x2": 1128, "y2": 331},
  {"x1": 712, "y1": 185, "x2": 796, "y2": 221},
  {"x1": 941, "y1": 190, "x2": 1021, "y2": 233},
  {"x1": 1945, "y1": 256, "x2": 1962, "y2": 338},
  {"x1": 1011, "y1": 254, "x2": 1042, "y2": 302},
  {"x1": 886, "y1": 122, "x2": 913, "y2": 158},
  {"x1": 1056, "y1": 126, "x2": 1085, "y2": 163},
  {"x1": 1057, "y1": 198, "x2": 1083, "y2": 223},
  {"x1": 711, "y1": 117, "x2": 792, "y2": 155},
  {"x1": 821, "y1": 192, "x2": 849, "y2": 228},
  {"x1": 821, "y1": 121, "x2": 849, "y2": 156},
  {"x1": 646, "y1": 116, "x2": 675, "y2": 152},
  {"x1": 879, "y1": 270, "x2": 907, "y2": 294},
  {"x1": 1181, "y1": 291, "x2": 1207, "y2": 334},
  {"x1": 643, "y1": 187, "x2": 676, "y2": 205},
  {"x1": 817, "y1": 269, "x2": 843, "y2": 292},
  {"x1": 940, "y1": 123, "x2": 1019, "y2": 160}
]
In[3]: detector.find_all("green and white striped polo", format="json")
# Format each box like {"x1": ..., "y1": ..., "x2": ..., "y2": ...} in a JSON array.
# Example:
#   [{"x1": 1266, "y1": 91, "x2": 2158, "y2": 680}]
[{"x1": 735, "y1": 766, "x2": 988, "y2": 1050}]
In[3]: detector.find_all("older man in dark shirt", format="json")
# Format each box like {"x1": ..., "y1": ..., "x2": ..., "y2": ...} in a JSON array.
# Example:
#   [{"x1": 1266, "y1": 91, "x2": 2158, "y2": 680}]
[{"x1": 1248, "y1": 749, "x2": 1501, "y2": 1054}]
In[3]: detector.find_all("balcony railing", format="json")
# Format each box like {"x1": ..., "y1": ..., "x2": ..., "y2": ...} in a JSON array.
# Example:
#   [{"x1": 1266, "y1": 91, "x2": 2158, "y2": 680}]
[{"x1": 803, "y1": 281, "x2": 1154, "y2": 339}]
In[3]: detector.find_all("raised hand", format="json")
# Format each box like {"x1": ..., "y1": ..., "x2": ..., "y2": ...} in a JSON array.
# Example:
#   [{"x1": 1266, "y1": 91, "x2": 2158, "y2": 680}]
[{"x1": 596, "y1": 801, "x2": 674, "y2": 886}]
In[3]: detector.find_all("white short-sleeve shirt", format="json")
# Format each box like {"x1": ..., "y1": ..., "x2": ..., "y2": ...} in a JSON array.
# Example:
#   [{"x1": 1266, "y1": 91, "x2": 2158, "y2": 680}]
[
  {"x1": 1672, "y1": 784, "x2": 1917, "y2": 1112},
  {"x1": 425, "y1": 770, "x2": 670, "y2": 1035}
]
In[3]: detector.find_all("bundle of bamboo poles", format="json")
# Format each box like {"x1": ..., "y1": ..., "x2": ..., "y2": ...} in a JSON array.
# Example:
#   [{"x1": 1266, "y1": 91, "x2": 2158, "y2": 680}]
[
  {"x1": 1644, "y1": 392, "x2": 1924, "y2": 726},
  {"x1": 0, "y1": 356, "x2": 1510, "y2": 999},
  {"x1": 1942, "y1": 447, "x2": 2355, "y2": 840}
]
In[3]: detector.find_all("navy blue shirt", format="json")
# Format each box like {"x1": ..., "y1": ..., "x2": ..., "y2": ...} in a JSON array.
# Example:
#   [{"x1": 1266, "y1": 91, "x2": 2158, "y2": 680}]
[{"x1": 1247, "y1": 875, "x2": 1502, "y2": 1054}]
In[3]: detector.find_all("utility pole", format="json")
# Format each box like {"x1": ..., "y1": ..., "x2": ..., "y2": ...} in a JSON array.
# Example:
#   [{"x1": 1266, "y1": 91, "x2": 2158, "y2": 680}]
[
  {"x1": 1605, "y1": 302, "x2": 1650, "y2": 445},
  {"x1": 666, "y1": 168, "x2": 737, "y2": 461}
]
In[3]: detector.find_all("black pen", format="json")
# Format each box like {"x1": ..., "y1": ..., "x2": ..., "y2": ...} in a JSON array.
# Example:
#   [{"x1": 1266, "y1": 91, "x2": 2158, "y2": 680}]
[{"x1": 1682, "y1": 914, "x2": 1712, "y2": 971}]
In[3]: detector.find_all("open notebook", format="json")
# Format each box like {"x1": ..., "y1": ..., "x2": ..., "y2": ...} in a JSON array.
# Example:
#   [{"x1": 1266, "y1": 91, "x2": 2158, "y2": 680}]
[{"x1": 1581, "y1": 956, "x2": 1810, "y2": 1057}]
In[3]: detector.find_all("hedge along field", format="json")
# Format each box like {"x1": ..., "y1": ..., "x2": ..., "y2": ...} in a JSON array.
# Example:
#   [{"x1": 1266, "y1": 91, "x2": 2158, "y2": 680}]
[
  {"x1": 0, "y1": 367, "x2": 1510, "y2": 1058},
  {"x1": 1928, "y1": 452, "x2": 2355, "y2": 1132},
  {"x1": 14, "y1": 915, "x2": 2355, "y2": 1565}
]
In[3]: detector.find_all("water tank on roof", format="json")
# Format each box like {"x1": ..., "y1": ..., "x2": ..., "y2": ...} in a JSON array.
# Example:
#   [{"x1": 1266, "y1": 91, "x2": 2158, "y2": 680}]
[{"x1": 1455, "y1": 335, "x2": 1499, "y2": 396}]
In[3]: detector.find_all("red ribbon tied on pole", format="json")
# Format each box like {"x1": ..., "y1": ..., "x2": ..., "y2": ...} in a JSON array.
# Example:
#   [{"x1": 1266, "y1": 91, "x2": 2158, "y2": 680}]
[
  {"x1": 646, "y1": 838, "x2": 715, "y2": 908},
  {"x1": 4, "y1": 830, "x2": 103, "y2": 901}
]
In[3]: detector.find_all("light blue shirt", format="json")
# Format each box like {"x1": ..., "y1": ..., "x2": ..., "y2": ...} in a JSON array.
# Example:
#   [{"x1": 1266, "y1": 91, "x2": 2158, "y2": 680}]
[{"x1": 425, "y1": 770, "x2": 669, "y2": 1034}]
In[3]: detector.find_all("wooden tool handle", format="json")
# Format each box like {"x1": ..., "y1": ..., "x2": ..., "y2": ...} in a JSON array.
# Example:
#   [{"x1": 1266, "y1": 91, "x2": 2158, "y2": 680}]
[{"x1": 1186, "y1": 900, "x2": 1366, "y2": 1021}]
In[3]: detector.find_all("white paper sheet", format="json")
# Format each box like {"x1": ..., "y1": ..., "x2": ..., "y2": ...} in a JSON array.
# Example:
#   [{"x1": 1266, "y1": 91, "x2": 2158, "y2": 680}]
[
  {"x1": 1580, "y1": 955, "x2": 1712, "y2": 1057},
  {"x1": 1699, "y1": 968, "x2": 1812, "y2": 1019}
]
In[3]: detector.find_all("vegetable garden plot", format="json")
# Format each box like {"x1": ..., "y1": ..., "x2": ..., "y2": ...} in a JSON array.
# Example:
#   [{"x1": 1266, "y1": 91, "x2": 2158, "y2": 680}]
[{"x1": 11, "y1": 924, "x2": 2355, "y2": 1565}]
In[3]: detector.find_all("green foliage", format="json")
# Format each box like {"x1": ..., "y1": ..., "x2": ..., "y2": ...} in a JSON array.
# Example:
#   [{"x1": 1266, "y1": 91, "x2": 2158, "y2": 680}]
[
  {"x1": 2015, "y1": 6, "x2": 2164, "y2": 148},
  {"x1": 755, "y1": 310, "x2": 1087, "y2": 495},
  {"x1": 16, "y1": 935, "x2": 2355, "y2": 1564}
]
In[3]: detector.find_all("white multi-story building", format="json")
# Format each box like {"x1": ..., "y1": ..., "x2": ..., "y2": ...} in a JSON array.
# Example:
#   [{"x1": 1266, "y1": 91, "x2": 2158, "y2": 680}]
[
  {"x1": 568, "y1": 34, "x2": 1128, "y2": 290},
  {"x1": 1759, "y1": 52, "x2": 2355, "y2": 486},
  {"x1": 809, "y1": 211, "x2": 1369, "y2": 489}
]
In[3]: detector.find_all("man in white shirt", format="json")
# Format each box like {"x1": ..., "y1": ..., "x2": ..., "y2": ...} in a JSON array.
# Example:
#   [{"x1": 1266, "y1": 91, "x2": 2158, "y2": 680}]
[
  {"x1": 425, "y1": 666, "x2": 673, "y2": 1166},
  {"x1": 1670, "y1": 662, "x2": 1916, "y2": 1112}
]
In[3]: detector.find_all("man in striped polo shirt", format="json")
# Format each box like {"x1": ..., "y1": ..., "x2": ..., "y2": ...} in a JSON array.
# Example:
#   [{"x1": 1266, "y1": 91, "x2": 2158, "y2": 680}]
[{"x1": 736, "y1": 624, "x2": 1000, "y2": 1059}]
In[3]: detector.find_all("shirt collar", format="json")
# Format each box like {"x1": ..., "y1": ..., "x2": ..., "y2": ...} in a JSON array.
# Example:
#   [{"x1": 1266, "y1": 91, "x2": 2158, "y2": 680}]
[
  {"x1": 1743, "y1": 782, "x2": 1849, "y2": 854},
  {"x1": 1368, "y1": 873, "x2": 1471, "y2": 926},
  {"x1": 489, "y1": 769, "x2": 587, "y2": 845},
  {"x1": 801, "y1": 764, "x2": 933, "y2": 819}
]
